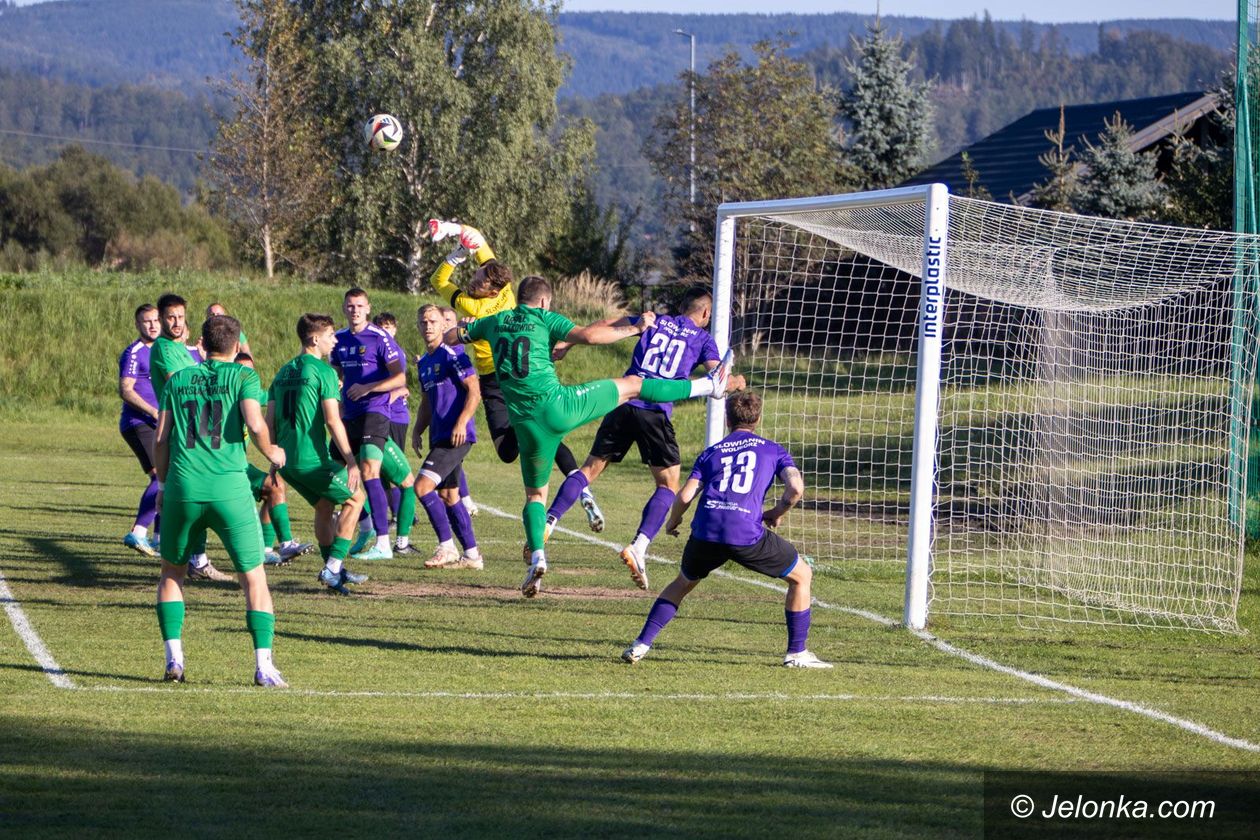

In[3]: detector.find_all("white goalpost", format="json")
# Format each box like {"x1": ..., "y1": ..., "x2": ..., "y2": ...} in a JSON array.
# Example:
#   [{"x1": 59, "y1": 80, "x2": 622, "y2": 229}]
[{"x1": 708, "y1": 185, "x2": 1258, "y2": 632}]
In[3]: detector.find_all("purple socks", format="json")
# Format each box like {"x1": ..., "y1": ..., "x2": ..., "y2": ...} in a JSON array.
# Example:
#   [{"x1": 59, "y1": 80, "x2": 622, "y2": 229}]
[
  {"x1": 135, "y1": 476, "x2": 159, "y2": 528},
  {"x1": 547, "y1": 470, "x2": 588, "y2": 522},
  {"x1": 635, "y1": 597, "x2": 679, "y2": 646},
  {"x1": 637, "y1": 487, "x2": 676, "y2": 541},
  {"x1": 365, "y1": 478, "x2": 389, "y2": 534},
  {"x1": 419, "y1": 491, "x2": 453, "y2": 542},
  {"x1": 446, "y1": 498, "x2": 477, "y2": 550},
  {"x1": 786, "y1": 608, "x2": 811, "y2": 654}
]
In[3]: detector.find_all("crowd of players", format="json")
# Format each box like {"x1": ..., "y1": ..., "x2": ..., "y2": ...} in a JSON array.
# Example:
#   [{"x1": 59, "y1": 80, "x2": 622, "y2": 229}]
[{"x1": 115, "y1": 222, "x2": 832, "y2": 687}]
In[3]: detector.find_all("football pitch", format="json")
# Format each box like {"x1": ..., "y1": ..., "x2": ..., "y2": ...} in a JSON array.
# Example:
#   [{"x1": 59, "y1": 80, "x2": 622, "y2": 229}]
[{"x1": 2, "y1": 413, "x2": 1260, "y2": 837}]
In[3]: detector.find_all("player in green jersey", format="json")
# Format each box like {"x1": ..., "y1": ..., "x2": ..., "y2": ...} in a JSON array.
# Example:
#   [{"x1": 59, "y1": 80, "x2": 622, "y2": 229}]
[
  {"x1": 235, "y1": 352, "x2": 314, "y2": 566},
  {"x1": 150, "y1": 292, "x2": 231, "y2": 583},
  {"x1": 463, "y1": 275, "x2": 745, "y2": 597},
  {"x1": 154, "y1": 314, "x2": 288, "y2": 687},
  {"x1": 267, "y1": 313, "x2": 371, "y2": 596}
]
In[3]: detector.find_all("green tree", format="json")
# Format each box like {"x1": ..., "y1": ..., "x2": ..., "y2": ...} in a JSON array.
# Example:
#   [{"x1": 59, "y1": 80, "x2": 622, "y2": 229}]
[
  {"x1": 539, "y1": 180, "x2": 638, "y2": 282},
  {"x1": 282, "y1": 0, "x2": 593, "y2": 291},
  {"x1": 207, "y1": 0, "x2": 332, "y2": 278},
  {"x1": 1162, "y1": 79, "x2": 1231, "y2": 230},
  {"x1": 836, "y1": 21, "x2": 935, "y2": 190},
  {"x1": 1075, "y1": 112, "x2": 1164, "y2": 220},
  {"x1": 959, "y1": 152, "x2": 992, "y2": 200},
  {"x1": 646, "y1": 39, "x2": 851, "y2": 277},
  {"x1": 1029, "y1": 105, "x2": 1079, "y2": 212}
]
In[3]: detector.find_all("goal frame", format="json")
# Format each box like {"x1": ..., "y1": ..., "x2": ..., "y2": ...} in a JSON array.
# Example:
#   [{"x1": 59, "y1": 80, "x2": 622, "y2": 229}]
[{"x1": 708, "y1": 184, "x2": 951, "y2": 631}]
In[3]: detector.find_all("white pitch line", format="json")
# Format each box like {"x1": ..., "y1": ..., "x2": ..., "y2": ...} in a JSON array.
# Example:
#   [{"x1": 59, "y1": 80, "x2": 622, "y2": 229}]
[
  {"x1": 0, "y1": 567, "x2": 75, "y2": 689},
  {"x1": 487, "y1": 504, "x2": 1260, "y2": 754},
  {"x1": 79, "y1": 684, "x2": 1077, "y2": 704}
]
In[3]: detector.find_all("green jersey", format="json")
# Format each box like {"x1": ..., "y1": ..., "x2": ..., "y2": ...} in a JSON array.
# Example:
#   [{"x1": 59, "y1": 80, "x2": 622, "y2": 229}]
[
  {"x1": 465, "y1": 305, "x2": 576, "y2": 420},
  {"x1": 268, "y1": 353, "x2": 341, "y2": 470},
  {"x1": 160, "y1": 360, "x2": 263, "y2": 501},
  {"x1": 150, "y1": 336, "x2": 200, "y2": 407}
]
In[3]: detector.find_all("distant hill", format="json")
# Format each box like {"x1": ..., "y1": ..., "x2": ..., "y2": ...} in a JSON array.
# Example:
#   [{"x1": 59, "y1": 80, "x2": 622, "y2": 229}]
[{"x1": 0, "y1": 0, "x2": 1235, "y2": 99}]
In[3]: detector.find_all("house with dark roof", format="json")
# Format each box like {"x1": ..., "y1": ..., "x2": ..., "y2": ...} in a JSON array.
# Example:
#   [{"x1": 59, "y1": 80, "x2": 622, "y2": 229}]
[{"x1": 900, "y1": 91, "x2": 1220, "y2": 203}]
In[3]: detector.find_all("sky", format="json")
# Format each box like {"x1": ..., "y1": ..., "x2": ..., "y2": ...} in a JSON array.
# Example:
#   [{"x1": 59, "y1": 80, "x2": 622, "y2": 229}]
[
  {"x1": 556, "y1": 1, "x2": 1233, "y2": 19},
  {"x1": 5, "y1": 0, "x2": 1239, "y2": 17}
]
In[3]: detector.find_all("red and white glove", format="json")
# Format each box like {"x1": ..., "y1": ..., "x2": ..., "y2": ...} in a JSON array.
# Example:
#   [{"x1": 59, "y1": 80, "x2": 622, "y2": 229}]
[
  {"x1": 428, "y1": 219, "x2": 462, "y2": 242},
  {"x1": 458, "y1": 225, "x2": 486, "y2": 251}
]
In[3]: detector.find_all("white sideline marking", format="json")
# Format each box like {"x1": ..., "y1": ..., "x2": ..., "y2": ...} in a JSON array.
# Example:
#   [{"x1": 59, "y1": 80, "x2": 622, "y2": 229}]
[
  {"x1": 80, "y1": 685, "x2": 1075, "y2": 704},
  {"x1": 494, "y1": 505, "x2": 1260, "y2": 754},
  {"x1": 0, "y1": 568, "x2": 75, "y2": 689}
]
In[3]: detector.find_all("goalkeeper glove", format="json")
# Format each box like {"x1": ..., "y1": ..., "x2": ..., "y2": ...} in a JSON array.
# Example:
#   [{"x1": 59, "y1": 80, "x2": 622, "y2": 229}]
[
  {"x1": 428, "y1": 219, "x2": 463, "y2": 242},
  {"x1": 459, "y1": 225, "x2": 496, "y2": 265},
  {"x1": 444, "y1": 244, "x2": 469, "y2": 267}
]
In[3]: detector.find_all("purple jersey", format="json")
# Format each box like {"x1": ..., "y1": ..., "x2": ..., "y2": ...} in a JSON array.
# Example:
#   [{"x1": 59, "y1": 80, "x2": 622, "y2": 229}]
[
  {"x1": 388, "y1": 351, "x2": 410, "y2": 424},
  {"x1": 417, "y1": 345, "x2": 477, "y2": 447},
  {"x1": 688, "y1": 430, "x2": 796, "y2": 546},
  {"x1": 118, "y1": 339, "x2": 158, "y2": 430},
  {"x1": 625, "y1": 314, "x2": 720, "y2": 418},
  {"x1": 331, "y1": 324, "x2": 403, "y2": 420}
]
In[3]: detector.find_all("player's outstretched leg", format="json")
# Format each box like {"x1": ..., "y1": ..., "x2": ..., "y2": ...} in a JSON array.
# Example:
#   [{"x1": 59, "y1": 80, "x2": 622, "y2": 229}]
[
  {"x1": 781, "y1": 558, "x2": 831, "y2": 669},
  {"x1": 622, "y1": 574, "x2": 699, "y2": 663},
  {"x1": 554, "y1": 444, "x2": 602, "y2": 532}
]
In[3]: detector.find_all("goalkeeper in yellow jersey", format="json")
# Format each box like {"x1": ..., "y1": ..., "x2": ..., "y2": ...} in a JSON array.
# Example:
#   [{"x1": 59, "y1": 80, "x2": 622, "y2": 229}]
[{"x1": 428, "y1": 219, "x2": 605, "y2": 532}]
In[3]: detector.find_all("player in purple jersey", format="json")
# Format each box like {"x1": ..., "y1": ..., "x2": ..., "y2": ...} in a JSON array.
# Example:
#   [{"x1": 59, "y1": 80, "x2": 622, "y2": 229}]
[
  {"x1": 440, "y1": 306, "x2": 480, "y2": 517},
  {"x1": 331, "y1": 288, "x2": 416, "y2": 561},
  {"x1": 372, "y1": 312, "x2": 417, "y2": 551},
  {"x1": 119, "y1": 303, "x2": 162, "y2": 556},
  {"x1": 411, "y1": 305, "x2": 483, "y2": 569},
  {"x1": 545, "y1": 287, "x2": 721, "y2": 589},
  {"x1": 622, "y1": 392, "x2": 832, "y2": 669}
]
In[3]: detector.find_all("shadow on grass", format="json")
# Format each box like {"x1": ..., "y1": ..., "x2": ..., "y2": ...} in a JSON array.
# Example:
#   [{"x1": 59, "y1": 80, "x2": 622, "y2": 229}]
[{"x1": 0, "y1": 717, "x2": 980, "y2": 838}]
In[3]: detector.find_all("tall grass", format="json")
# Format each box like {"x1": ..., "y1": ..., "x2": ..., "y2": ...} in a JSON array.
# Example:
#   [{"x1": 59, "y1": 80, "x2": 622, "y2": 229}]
[{"x1": 0, "y1": 269, "x2": 637, "y2": 419}]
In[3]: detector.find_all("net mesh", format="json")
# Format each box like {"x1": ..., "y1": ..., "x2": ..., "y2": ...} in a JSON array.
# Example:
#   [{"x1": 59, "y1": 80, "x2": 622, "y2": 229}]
[{"x1": 730, "y1": 195, "x2": 1258, "y2": 631}]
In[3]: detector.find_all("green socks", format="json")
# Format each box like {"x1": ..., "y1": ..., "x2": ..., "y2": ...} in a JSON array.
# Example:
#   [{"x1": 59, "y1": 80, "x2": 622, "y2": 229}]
[
  {"x1": 639, "y1": 378, "x2": 695, "y2": 403},
  {"x1": 156, "y1": 600, "x2": 185, "y2": 641},
  {"x1": 397, "y1": 486, "x2": 416, "y2": 538},
  {"x1": 270, "y1": 503, "x2": 293, "y2": 543},
  {"x1": 523, "y1": 501, "x2": 547, "y2": 551},
  {"x1": 260, "y1": 518, "x2": 276, "y2": 548},
  {"x1": 330, "y1": 536, "x2": 351, "y2": 561},
  {"x1": 246, "y1": 610, "x2": 275, "y2": 651}
]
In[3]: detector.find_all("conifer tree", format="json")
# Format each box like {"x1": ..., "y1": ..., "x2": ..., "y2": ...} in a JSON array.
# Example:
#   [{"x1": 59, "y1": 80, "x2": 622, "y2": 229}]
[
  {"x1": 837, "y1": 21, "x2": 935, "y2": 190},
  {"x1": 1029, "y1": 105, "x2": 1079, "y2": 212},
  {"x1": 1075, "y1": 112, "x2": 1164, "y2": 220}
]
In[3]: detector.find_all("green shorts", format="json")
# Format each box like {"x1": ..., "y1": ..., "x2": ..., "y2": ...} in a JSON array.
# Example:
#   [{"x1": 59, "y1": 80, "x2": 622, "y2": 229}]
[
  {"x1": 247, "y1": 464, "x2": 269, "y2": 501},
  {"x1": 513, "y1": 379, "x2": 621, "y2": 488},
  {"x1": 281, "y1": 463, "x2": 355, "y2": 507},
  {"x1": 159, "y1": 493, "x2": 264, "y2": 573}
]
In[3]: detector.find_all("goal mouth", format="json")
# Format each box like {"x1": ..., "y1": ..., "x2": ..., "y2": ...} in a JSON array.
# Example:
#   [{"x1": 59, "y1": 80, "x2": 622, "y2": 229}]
[{"x1": 712, "y1": 186, "x2": 1255, "y2": 633}]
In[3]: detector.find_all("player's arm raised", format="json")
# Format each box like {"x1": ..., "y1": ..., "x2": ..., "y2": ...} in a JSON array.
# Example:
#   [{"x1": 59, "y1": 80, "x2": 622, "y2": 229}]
[
  {"x1": 242, "y1": 398, "x2": 285, "y2": 471},
  {"x1": 664, "y1": 476, "x2": 702, "y2": 537},
  {"x1": 762, "y1": 467, "x2": 804, "y2": 529},
  {"x1": 566, "y1": 311, "x2": 655, "y2": 346}
]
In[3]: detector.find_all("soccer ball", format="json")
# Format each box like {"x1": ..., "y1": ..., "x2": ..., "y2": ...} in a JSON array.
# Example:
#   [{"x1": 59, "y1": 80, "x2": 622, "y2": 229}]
[{"x1": 364, "y1": 114, "x2": 403, "y2": 152}]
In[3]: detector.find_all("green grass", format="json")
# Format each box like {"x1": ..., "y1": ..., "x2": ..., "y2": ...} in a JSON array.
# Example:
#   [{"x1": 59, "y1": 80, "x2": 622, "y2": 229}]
[
  {"x1": 3, "y1": 411, "x2": 1260, "y2": 837},
  {"x1": 2, "y1": 271, "x2": 1260, "y2": 836}
]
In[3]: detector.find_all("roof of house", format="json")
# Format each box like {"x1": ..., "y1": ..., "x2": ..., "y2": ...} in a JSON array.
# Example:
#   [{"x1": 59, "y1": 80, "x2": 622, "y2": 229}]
[{"x1": 899, "y1": 90, "x2": 1218, "y2": 203}]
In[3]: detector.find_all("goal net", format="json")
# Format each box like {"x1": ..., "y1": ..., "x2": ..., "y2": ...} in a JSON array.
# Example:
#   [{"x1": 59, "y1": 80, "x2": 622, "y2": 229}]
[{"x1": 709, "y1": 186, "x2": 1258, "y2": 632}]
